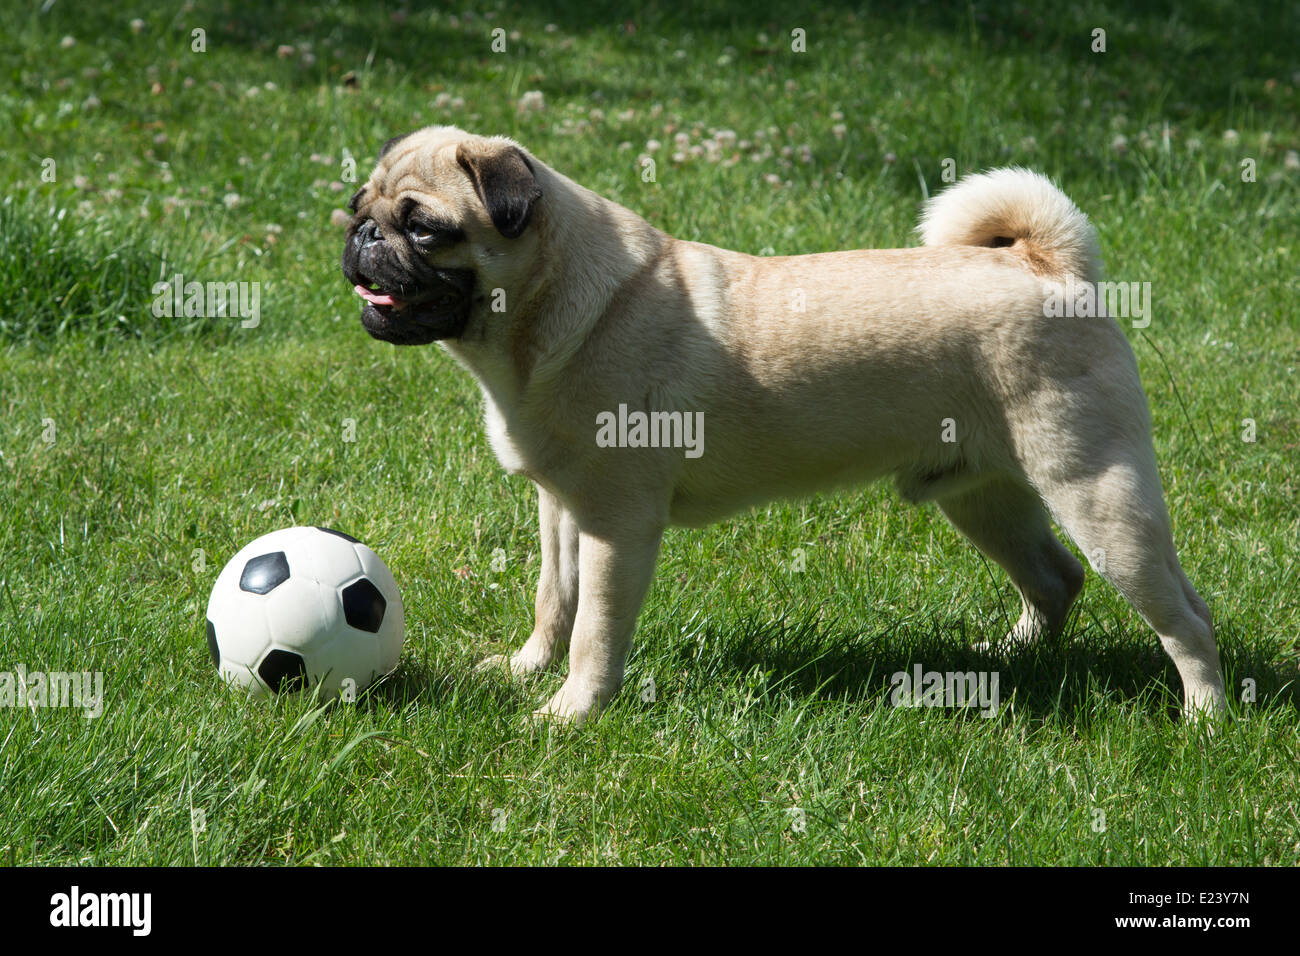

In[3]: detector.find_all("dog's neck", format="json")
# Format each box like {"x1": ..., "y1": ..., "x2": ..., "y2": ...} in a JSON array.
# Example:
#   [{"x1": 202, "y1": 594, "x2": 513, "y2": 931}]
[{"x1": 447, "y1": 161, "x2": 669, "y2": 409}]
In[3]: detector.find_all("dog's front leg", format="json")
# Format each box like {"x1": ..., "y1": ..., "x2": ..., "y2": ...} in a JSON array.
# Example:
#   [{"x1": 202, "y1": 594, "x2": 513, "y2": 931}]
[
  {"x1": 535, "y1": 518, "x2": 664, "y2": 725},
  {"x1": 479, "y1": 484, "x2": 578, "y2": 676}
]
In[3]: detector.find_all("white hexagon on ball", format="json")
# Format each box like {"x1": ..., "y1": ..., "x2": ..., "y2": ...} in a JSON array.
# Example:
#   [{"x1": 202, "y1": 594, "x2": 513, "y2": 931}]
[{"x1": 205, "y1": 526, "x2": 405, "y2": 700}]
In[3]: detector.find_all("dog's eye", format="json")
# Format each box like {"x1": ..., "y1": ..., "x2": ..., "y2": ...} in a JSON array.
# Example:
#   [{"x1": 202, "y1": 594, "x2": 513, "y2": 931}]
[{"x1": 407, "y1": 222, "x2": 466, "y2": 249}]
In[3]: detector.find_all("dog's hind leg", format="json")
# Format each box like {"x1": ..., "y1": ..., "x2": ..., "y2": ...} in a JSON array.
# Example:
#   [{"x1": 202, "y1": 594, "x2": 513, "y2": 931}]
[
  {"x1": 937, "y1": 476, "x2": 1085, "y2": 647},
  {"x1": 1029, "y1": 442, "x2": 1227, "y2": 720}
]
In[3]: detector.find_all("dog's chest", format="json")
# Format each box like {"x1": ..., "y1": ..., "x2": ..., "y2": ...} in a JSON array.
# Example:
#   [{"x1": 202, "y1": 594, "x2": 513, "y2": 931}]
[{"x1": 482, "y1": 398, "x2": 531, "y2": 475}]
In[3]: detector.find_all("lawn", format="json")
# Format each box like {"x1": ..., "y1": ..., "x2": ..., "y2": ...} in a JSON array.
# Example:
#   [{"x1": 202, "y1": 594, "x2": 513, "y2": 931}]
[{"x1": 1, "y1": 0, "x2": 1297, "y2": 865}]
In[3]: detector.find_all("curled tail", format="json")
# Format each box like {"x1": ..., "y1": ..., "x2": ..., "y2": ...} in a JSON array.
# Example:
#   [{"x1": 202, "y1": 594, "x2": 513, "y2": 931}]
[{"x1": 918, "y1": 167, "x2": 1101, "y2": 282}]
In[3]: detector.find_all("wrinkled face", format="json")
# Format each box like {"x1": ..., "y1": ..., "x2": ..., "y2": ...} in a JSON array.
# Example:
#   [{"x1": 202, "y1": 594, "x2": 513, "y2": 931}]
[{"x1": 340, "y1": 126, "x2": 542, "y2": 346}]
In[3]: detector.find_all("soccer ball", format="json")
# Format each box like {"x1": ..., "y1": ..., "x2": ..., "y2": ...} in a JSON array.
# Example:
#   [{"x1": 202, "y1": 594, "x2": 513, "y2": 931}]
[{"x1": 205, "y1": 526, "x2": 404, "y2": 700}]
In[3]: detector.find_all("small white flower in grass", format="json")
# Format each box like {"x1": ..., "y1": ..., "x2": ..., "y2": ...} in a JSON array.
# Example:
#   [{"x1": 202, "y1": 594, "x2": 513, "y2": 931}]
[
  {"x1": 73, "y1": 175, "x2": 90, "y2": 189},
  {"x1": 1111, "y1": 134, "x2": 1128, "y2": 154},
  {"x1": 1186, "y1": 136, "x2": 1202, "y2": 152},
  {"x1": 60, "y1": 35, "x2": 76, "y2": 48},
  {"x1": 222, "y1": 192, "x2": 241, "y2": 209},
  {"x1": 672, "y1": 151, "x2": 686, "y2": 163},
  {"x1": 883, "y1": 151, "x2": 897, "y2": 164},
  {"x1": 832, "y1": 124, "x2": 847, "y2": 139},
  {"x1": 1223, "y1": 129, "x2": 1240, "y2": 144},
  {"x1": 129, "y1": 19, "x2": 145, "y2": 34},
  {"x1": 82, "y1": 96, "x2": 101, "y2": 110},
  {"x1": 618, "y1": 141, "x2": 631, "y2": 151},
  {"x1": 518, "y1": 90, "x2": 545, "y2": 112},
  {"x1": 1285, "y1": 150, "x2": 1300, "y2": 171},
  {"x1": 450, "y1": 96, "x2": 464, "y2": 109},
  {"x1": 646, "y1": 138, "x2": 660, "y2": 152},
  {"x1": 764, "y1": 173, "x2": 781, "y2": 186},
  {"x1": 276, "y1": 44, "x2": 295, "y2": 58}
]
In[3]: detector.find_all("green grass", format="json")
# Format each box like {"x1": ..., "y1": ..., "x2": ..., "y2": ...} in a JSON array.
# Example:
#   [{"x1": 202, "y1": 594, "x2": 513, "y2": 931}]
[{"x1": 1, "y1": 0, "x2": 1298, "y2": 865}]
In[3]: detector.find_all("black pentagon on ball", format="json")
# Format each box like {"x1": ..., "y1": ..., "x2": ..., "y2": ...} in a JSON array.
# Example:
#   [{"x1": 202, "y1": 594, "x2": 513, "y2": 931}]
[
  {"x1": 257, "y1": 649, "x2": 309, "y2": 694},
  {"x1": 341, "y1": 578, "x2": 386, "y2": 633},
  {"x1": 240, "y1": 551, "x2": 290, "y2": 594},
  {"x1": 206, "y1": 619, "x2": 220, "y2": 668},
  {"x1": 317, "y1": 526, "x2": 360, "y2": 543}
]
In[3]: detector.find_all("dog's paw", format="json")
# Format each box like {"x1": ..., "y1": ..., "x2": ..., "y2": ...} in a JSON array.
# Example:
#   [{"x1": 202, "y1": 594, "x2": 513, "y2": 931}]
[
  {"x1": 1182, "y1": 683, "x2": 1230, "y2": 733},
  {"x1": 474, "y1": 652, "x2": 542, "y2": 678},
  {"x1": 973, "y1": 635, "x2": 1019, "y2": 654},
  {"x1": 975, "y1": 622, "x2": 1043, "y2": 655},
  {"x1": 475, "y1": 653, "x2": 512, "y2": 675},
  {"x1": 476, "y1": 634, "x2": 563, "y2": 678},
  {"x1": 531, "y1": 678, "x2": 603, "y2": 727}
]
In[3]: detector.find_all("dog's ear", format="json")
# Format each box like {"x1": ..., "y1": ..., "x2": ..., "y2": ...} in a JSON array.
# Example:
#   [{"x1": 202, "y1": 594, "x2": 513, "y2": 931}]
[
  {"x1": 455, "y1": 141, "x2": 542, "y2": 239},
  {"x1": 378, "y1": 133, "x2": 410, "y2": 160}
]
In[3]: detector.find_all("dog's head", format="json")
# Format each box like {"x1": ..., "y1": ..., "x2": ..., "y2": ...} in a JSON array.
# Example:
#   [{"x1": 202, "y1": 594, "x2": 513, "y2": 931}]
[{"x1": 340, "y1": 126, "x2": 543, "y2": 345}]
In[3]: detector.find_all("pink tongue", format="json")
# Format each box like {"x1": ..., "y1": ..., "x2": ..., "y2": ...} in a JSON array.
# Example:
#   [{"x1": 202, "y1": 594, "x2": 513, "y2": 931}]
[{"x1": 354, "y1": 284, "x2": 404, "y2": 308}]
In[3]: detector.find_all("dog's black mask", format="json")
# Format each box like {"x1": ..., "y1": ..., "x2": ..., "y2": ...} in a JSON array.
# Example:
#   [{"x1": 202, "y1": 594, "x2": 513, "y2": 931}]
[{"x1": 341, "y1": 216, "x2": 475, "y2": 346}]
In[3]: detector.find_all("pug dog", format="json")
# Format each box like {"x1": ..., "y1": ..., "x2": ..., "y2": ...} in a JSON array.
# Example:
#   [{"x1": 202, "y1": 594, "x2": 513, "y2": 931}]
[{"x1": 341, "y1": 125, "x2": 1227, "y2": 725}]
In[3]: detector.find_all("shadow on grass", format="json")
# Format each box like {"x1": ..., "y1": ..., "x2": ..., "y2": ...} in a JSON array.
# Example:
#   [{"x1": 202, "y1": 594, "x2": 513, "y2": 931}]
[
  {"x1": 664, "y1": 611, "x2": 1299, "y2": 725},
  {"x1": 33, "y1": 0, "x2": 1294, "y2": 114},
  {"x1": 357, "y1": 653, "x2": 535, "y2": 714}
]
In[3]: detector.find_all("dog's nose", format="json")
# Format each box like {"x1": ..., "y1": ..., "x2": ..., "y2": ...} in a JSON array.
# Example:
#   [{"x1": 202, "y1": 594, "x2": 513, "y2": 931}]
[{"x1": 356, "y1": 220, "x2": 384, "y2": 247}]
